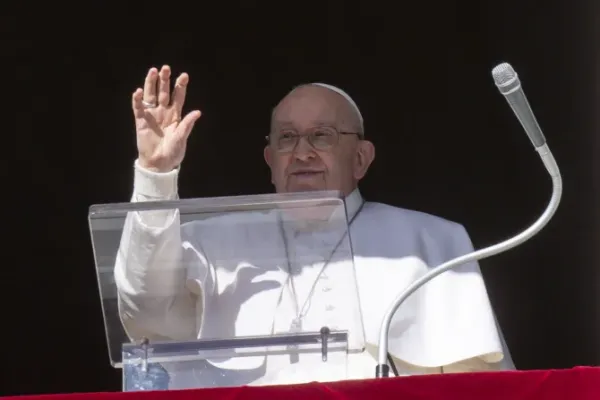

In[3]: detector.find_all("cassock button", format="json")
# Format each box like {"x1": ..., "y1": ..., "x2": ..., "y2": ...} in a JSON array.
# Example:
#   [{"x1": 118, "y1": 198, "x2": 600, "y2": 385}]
[
  {"x1": 325, "y1": 305, "x2": 335, "y2": 311},
  {"x1": 322, "y1": 287, "x2": 332, "y2": 292}
]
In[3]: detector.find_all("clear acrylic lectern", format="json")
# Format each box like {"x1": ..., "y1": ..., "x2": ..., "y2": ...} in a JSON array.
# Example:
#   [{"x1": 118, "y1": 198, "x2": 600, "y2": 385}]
[{"x1": 88, "y1": 191, "x2": 365, "y2": 391}]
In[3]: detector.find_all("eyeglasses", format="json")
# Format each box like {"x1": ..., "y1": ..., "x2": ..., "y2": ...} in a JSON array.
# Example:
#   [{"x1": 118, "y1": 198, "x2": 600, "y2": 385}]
[{"x1": 266, "y1": 126, "x2": 363, "y2": 152}]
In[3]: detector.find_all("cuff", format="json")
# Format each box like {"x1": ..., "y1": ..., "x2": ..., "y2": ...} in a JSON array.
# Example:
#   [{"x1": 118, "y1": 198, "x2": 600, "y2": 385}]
[{"x1": 133, "y1": 159, "x2": 179, "y2": 199}]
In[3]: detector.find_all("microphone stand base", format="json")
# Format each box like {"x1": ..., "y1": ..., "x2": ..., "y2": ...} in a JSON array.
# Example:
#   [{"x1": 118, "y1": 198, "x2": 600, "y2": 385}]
[{"x1": 375, "y1": 364, "x2": 390, "y2": 378}]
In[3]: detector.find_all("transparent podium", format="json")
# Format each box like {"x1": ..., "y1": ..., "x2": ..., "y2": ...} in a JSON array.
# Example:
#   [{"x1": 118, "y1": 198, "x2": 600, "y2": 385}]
[{"x1": 88, "y1": 191, "x2": 366, "y2": 391}]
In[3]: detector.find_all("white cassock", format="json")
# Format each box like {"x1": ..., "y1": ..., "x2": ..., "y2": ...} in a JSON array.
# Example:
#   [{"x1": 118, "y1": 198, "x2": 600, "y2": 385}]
[{"x1": 115, "y1": 161, "x2": 514, "y2": 389}]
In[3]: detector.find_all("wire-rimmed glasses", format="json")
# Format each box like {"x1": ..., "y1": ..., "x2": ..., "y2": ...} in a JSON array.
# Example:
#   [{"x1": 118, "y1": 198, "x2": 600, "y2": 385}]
[{"x1": 266, "y1": 126, "x2": 363, "y2": 152}]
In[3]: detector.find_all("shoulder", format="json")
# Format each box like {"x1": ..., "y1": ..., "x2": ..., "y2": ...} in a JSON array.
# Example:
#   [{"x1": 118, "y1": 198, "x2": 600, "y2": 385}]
[
  {"x1": 358, "y1": 201, "x2": 475, "y2": 260},
  {"x1": 364, "y1": 201, "x2": 468, "y2": 237}
]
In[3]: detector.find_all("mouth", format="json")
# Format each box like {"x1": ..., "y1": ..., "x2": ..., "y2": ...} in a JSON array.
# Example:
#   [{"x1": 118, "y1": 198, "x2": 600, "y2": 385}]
[{"x1": 290, "y1": 171, "x2": 324, "y2": 177}]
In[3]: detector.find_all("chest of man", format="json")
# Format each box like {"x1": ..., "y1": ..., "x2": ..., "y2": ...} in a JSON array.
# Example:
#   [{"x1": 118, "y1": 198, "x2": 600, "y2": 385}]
[{"x1": 195, "y1": 224, "x2": 432, "y2": 350}]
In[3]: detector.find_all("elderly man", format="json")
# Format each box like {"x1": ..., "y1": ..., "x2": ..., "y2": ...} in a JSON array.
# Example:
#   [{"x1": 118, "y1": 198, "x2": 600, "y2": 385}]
[{"x1": 115, "y1": 65, "x2": 514, "y2": 389}]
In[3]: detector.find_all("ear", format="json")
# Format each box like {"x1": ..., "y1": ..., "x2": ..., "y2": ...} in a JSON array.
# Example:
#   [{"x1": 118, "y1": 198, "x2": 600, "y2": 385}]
[
  {"x1": 353, "y1": 140, "x2": 375, "y2": 180},
  {"x1": 264, "y1": 146, "x2": 276, "y2": 184},
  {"x1": 263, "y1": 146, "x2": 272, "y2": 167}
]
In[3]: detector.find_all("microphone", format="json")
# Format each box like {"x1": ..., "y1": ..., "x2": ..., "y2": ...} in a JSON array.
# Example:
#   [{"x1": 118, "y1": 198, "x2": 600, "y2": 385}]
[
  {"x1": 492, "y1": 63, "x2": 546, "y2": 148},
  {"x1": 374, "y1": 62, "x2": 563, "y2": 378}
]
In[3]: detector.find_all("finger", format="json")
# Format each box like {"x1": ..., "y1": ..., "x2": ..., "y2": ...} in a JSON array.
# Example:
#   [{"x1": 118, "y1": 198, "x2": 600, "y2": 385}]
[
  {"x1": 175, "y1": 110, "x2": 202, "y2": 141},
  {"x1": 157, "y1": 65, "x2": 171, "y2": 107},
  {"x1": 133, "y1": 88, "x2": 160, "y2": 134},
  {"x1": 171, "y1": 73, "x2": 189, "y2": 119},
  {"x1": 132, "y1": 88, "x2": 145, "y2": 119},
  {"x1": 143, "y1": 110, "x2": 163, "y2": 137},
  {"x1": 143, "y1": 67, "x2": 158, "y2": 104}
]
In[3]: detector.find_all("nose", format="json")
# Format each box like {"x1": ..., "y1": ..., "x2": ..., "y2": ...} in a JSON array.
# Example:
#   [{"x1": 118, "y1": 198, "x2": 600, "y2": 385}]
[{"x1": 292, "y1": 136, "x2": 316, "y2": 161}]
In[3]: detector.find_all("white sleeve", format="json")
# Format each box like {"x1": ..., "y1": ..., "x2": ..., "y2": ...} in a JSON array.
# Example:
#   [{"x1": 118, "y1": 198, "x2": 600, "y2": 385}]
[
  {"x1": 446, "y1": 224, "x2": 515, "y2": 371},
  {"x1": 113, "y1": 160, "x2": 198, "y2": 341},
  {"x1": 432, "y1": 224, "x2": 512, "y2": 370},
  {"x1": 386, "y1": 223, "x2": 509, "y2": 370}
]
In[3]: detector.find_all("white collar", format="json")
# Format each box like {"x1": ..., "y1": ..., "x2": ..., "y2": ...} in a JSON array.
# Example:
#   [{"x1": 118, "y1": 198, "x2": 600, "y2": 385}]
[
  {"x1": 280, "y1": 188, "x2": 364, "y2": 236},
  {"x1": 344, "y1": 188, "x2": 364, "y2": 222}
]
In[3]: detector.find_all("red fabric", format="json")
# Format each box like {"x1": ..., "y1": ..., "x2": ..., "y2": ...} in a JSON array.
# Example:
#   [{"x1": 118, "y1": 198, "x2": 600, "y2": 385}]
[{"x1": 5, "y1": 367, "x2": 600, "y2": 400}]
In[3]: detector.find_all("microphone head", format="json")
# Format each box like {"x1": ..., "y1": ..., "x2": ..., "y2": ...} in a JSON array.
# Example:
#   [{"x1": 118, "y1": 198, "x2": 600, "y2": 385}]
[{"x1": 492, "y1": 62, "x2": 520, "y2": 93}]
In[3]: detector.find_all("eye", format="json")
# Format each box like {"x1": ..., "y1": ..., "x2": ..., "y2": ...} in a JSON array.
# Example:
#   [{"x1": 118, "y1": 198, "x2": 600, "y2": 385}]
[{"x1": 314, "y1": 129, "x2": 333, "y2": 137}]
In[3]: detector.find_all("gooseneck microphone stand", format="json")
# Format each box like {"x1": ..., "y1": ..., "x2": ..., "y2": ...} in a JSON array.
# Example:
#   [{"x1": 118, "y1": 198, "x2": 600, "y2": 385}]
[{"x1": 375, "y1": 62, "x2": 563, "y2": 378}]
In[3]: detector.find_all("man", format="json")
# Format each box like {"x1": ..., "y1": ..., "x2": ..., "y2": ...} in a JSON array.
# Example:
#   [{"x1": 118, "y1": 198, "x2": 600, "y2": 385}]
[{"x1": 115, "y1": 65, "x2": 514, "y2": 389}]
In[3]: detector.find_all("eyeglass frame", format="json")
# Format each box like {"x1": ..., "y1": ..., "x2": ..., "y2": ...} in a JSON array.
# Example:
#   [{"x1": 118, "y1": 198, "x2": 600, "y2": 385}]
[{"x1": 265, "y1": 126, "x2": 364, "y2": 153}]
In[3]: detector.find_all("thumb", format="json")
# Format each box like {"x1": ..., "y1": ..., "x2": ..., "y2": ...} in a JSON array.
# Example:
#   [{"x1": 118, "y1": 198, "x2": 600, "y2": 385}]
[{"x1": 176, "y1": 110, "x2": 202, "y2": 141}]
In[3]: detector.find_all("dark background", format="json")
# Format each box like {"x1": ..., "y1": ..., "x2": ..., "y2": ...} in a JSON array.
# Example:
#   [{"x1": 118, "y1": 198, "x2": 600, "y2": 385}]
[{"x1": 4, "y1": 0, "x2": 599, "y2": 396}]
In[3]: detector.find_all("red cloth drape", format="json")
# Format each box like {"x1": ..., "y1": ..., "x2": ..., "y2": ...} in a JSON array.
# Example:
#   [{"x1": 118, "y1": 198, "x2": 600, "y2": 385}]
[{"x1": 5, "y1": 367, "x2": 600, "y2": 400}]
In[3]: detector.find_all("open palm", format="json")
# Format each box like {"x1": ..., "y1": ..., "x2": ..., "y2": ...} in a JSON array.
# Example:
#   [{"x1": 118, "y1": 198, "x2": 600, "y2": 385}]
[{"x1": 132, "y1": 65, "x2": 201, "y2": 172}]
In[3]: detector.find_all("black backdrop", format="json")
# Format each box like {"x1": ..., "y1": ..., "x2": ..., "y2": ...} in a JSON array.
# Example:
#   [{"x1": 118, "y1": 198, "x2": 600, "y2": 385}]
[{"x1": 4, "y1": 0, "x2": 599, "y2": 396}]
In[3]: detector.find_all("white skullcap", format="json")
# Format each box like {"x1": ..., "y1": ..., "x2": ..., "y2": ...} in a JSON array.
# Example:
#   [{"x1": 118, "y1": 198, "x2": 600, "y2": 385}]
[{"x1": 308, "y1": 83, "x2": 364, "y2": 135}]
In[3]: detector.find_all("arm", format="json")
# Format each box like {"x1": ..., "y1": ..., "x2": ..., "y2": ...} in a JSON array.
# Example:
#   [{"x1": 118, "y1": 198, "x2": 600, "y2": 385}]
[
  {"x1": 437, "y1": 224, "x2": 515, "y2": 373},
  {"x1": 383, "y1": 218, "x2": 512, "y2": 374},
  {"x1": 114, "y1": 160, "x2": 197, "y2": 341}
]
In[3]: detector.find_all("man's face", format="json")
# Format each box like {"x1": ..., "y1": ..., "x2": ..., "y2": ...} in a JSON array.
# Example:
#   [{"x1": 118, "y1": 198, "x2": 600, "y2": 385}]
[{"x1": 264, "y1": 86, "x2": 373, "y2": 195}]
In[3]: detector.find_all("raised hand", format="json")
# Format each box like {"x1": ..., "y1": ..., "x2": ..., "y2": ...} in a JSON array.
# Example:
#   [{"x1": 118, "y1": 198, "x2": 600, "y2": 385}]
[{"x1": 132, "y1": 65, "x2": 201, "y2": 173}]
